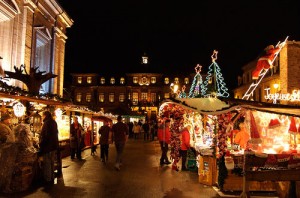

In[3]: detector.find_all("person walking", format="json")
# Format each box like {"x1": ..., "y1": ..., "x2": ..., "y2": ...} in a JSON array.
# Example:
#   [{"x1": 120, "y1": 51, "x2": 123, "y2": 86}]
[
  {"x1": 98, "y1": 120, "x2": 111, "y2": 163},
  {"x1": 157, "y1": 119, "x2": 171, "y2": 166},
  {"x1": 39, "y1": 111, "x2": 59, "y2": 185},
  {"x1": 70, "y1": 116, "x2": 84, "y2": 160},
  {"x1": 132, "y1": 121, "x2": 141, "y2": 140},
  {"x1": 180, "y1": 125, "x2": 191, "y2": 171},
  {"x1": 0, "y1": 113, "x2": 15, "y2": 143},
  {"x1": 142, "y1": 120, "x2": 150, "y2": 141},
  {"x1": 111, "y1": 115, "x2": 129, "y2": 171}
]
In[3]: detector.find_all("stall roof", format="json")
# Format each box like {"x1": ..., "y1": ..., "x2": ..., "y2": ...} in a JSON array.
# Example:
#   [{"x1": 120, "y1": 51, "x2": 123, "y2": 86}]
[{"x1": 161, "y1": 98, "x2": 300, "y2": 117}]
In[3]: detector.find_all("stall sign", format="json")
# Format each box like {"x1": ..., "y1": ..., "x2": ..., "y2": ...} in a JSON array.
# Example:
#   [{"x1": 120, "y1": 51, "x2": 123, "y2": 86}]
[{"x1": 264, "y1": 88, "x2": 300, "y2": 104}]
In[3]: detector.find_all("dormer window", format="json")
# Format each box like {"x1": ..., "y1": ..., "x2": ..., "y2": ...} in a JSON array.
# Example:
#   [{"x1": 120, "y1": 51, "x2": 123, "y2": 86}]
[
  {"x1": 100, "y1": 77, "x2": 105, "y2": 84},
  {"x1": 110, "y1": 77, "x2": 115, "y2": 84},
  {"x1": 120, "y1": 77, "x2": 125, "y2": 84},
  {"x1": 164, "y1": 78, "x2": 169, "y2": 84},
  {"x1": 133, "y1": 77, "x2": 138, "y2": 84},
  {"x1": 87, "y1": 77, "x2": 92, "y2": 84},
  {"x1": 174, "y1": 77, "x2": 179, "y2": 84},
  {"x1": 151, "y1": 77, "x2": 156, "y2": 84},
  {"x1": 77, "y1": 77, "x2": 82, "y2": 84},
  {"x1": 184, "y1": 77, "x2": 189, "y2": 84}
]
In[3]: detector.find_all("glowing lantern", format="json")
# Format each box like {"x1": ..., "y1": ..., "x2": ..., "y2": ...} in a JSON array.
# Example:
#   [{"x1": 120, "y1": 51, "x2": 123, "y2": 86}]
[{"x1": 13, "y1": 102, "x2": 25, "y2": 117}]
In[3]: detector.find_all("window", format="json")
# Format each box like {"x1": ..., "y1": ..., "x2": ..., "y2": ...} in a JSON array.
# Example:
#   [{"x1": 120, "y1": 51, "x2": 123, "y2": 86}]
[
  {"x1": 99, "y1": 93, "x2": 105, "y2": 102},
  {"x1": 151, "y1": 77, "x2": 156, "y2": 84},
  {"x1": 184, "y1": 78, "x2": 189, "y2": 84},
  {"x1": 100, "y1": 77, "x2": 105, "y2": 84},
  {"x1": 87, "y1": 77, "x2": 92, "y2": 84},
  {"x1": 132, "y1": 92, "x2": 139, "y2": 105},
  {"x1": 109, "y1": 93, "x2": 114, "y2": 102},
  {"x1": 164, "y1": 78, "x2": 169, "y2": 84},
  {"x1": 120, "y1": 77, "x2": 125, "y2": 84},
  {"x1": 77, "y1": 77, "x2": 82, "y2": 84},
  {"x1": 133, "y1": 77, "x2": 138, "y2": 84},
  {"x1": 86, "y1": 93, "x2": 92, "y2": 102},
  {"x1": 174, "y1": 77, "x2": 179, "y2": 84},
  {"x1": 119, "y1": 93, "x2": 125, "y2": 102},
  {"x1": 110, "y1": 77, "x2": 115, "y2": 84},
  {"x1": 150, "y1": 93, "x2": 156, "y2": 103},
  {"x1": 164, "y1": 93, "x2": 170, "y2": 99},
  {"x1": 76, "y1": 93, "x2": 82, "y2": 102},
  {"x1": 33, "y1": 27, "x2": 52, "y2": 93},
  {"x1": 141, "y1": 92, "x2": 147, "y2": 101}
]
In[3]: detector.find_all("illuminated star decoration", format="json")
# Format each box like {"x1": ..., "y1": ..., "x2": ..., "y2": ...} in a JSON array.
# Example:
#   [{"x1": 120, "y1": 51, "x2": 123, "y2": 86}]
[
  {"x1": 202, "y1": 50, "x2": 229, "y2": 98},
  {"x1": 178, "y1": 85, "x2": 187, "y2": 98},
  {"x1": 188, "y1": 64, "x2": 204, "y2": 98}
]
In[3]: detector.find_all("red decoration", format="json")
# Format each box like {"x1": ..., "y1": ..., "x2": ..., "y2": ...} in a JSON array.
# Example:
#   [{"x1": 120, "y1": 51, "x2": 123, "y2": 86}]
[
  {"x1": 268, "y1": 118, "x2": 280, "y2": 129},
  {"x1": 248, "y1": 111, "x2": 262, "y2": 144},
  {"x1": 289, "y1": 117, "x2": 298, "y2": 134}
]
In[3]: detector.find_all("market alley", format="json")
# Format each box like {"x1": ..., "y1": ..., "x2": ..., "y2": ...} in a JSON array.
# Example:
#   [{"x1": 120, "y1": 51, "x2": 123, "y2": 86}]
[{"x1": 2, "y1": 139, "x2": 221, "y2": 198}]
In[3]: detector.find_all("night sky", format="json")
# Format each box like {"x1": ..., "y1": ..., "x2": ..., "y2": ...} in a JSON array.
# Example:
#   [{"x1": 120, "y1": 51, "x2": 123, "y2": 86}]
[{"x1": 58, "y1": 1, "x2": 300, "y2": 89}]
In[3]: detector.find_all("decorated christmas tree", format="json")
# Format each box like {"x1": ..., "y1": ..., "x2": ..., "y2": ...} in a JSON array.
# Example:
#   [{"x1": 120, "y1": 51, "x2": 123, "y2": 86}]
[
  {"x1": 202, "y1": 50, "x2": 229, "y2": 98},
  {"x1": 188, "y1": 64, "x2": 205, "y2": 98}
]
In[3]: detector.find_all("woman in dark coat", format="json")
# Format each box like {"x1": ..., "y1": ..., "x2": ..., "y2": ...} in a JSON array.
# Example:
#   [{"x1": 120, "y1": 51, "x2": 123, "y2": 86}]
[
  {"x1": 70, "y1": 116, "x2": 84, "y2": 160},
  {"x1": 39, "y1": 111, "x2": 59, "y2": 184}
]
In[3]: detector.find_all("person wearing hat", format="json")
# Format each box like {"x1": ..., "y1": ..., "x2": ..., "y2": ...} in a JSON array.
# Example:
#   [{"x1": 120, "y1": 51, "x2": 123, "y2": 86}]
[
  {"x1": 0, "y1": 113, "x2": 15, "y2": 143},
  {"x1": 252, "y1": 42, "x2": 285, "y2": 80}
]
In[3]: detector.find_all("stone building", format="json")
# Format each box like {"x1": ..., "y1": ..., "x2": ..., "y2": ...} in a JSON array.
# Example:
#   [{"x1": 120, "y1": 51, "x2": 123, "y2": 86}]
[
  {"x1": 70, "y1": 71, "x2": 194, "y2": 121},
  {"x1": 233, "y1": 40, "x2": 300, "y2": 105},
  {"x1": 0, "y1": 0, "x2": 73, "y2": 96}
]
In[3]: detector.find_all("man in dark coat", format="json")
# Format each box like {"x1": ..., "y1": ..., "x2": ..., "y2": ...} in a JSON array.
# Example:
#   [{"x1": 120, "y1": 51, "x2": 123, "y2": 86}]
[
  {"x1": 70, "y1": 116, "x2": 84, "y2": 160},
  {"x1": 111, "y1": 115, "x2": 129, "y2": 171},
  {"x1": 98, "y1": 120, "x2": 111, "y2": 163},
  {"x1": 39, "y1": 111, "x2": 59, "y2": 185}
]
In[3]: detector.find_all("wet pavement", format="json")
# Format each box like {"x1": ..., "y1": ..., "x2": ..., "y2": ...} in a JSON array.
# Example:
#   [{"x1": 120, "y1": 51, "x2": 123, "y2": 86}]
[{"x1": 1, "y1": 139, "x2": 223, "y2": 198}]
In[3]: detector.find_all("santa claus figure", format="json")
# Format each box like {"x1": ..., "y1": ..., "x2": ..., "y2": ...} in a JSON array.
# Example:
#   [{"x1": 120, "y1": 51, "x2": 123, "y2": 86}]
[{"x1": 252, "y1": 43, "x2": 284, "y2": 80}]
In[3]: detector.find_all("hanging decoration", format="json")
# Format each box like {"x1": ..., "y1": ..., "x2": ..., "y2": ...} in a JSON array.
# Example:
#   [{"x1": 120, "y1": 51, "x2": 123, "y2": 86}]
[
  {"x1": 188, "y1": 64, "x2": 205, "y2": 98},
  {"x1": 202, "y1": 50, "x2": 230, "y2": 98},
  {"x1": 13, "y1": 102, "x2": 25, "y2": 117}
]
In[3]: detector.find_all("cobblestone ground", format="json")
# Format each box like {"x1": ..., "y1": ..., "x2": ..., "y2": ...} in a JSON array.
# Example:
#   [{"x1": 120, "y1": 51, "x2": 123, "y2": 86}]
[{"x1": 1, "y1": 138, "x2": 278, "y2": 198}]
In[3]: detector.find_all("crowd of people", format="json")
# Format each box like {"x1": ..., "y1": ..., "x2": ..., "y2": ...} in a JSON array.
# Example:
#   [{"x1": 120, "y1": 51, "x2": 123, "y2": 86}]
[{"x1": 0, "y1": 111, "x2": 196, "y2": 194}]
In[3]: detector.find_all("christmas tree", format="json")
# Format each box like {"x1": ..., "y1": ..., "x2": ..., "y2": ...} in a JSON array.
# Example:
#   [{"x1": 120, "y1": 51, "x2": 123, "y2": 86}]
[
  {"x1": 188, "y1": 64, "x2": 205, "y2": 98},
  {"x1": 202, "y1": 50, "x2": 229, "y2": 98}
]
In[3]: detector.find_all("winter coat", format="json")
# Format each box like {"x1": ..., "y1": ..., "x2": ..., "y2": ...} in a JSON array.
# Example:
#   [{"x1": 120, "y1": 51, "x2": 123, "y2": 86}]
[
  {"x1": 39, "y1": 116, "x2": 59, "y2": 154},
  {"x1": 98, "y1": 125, "x2": 111, "y2": 144},
  {"x1": 157, "y1": 124, "x2": 171, "y2": 144},
  {"x1": 111, "y1": 121, "x2": 129, "y2": 143},
  {"x1": 70, "y1": 122, "x2": 84, "y2": 149},
  {"x1": 180, "y1": 129, "x2": 190, "y2": 151},
  {"x1": 0, "y1": 122, "x2": 15, "y2": 143}
]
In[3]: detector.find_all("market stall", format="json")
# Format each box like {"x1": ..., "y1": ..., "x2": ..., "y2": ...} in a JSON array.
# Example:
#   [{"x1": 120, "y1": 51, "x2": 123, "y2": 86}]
[{"x1": 159, "y1": 97, "x2": 300, "y2": 197}]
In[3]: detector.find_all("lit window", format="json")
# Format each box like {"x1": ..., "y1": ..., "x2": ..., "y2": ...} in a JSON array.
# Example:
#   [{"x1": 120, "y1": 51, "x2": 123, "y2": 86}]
[
  {"x1": 120, "y1": 77, "x2": 125, "y2": 84},
  {"x1": 132, "y1": 92, "x2": 138, "y2": 105},
  {"x1": 184, "y1": 78, "x2": 189, "y2": 84},
  {"x1": 77, "y1": 77, "x2": 82, "y2": 84},
  {"x1": 100, "y1": 77, "x2": 105, "y2": 84},
  {"x1": 110, "y1": 77, "x2": 115, "y2": 84},
  {"x1": 164, "y1": 93, "x2": 170, "y2": 99},
  {"x1": 174, "y1": 77, "x2": 179, "y2": 84},
  {"x1": 99, "y1": 93, "x2": 104, "y2": 102},
  {"x1": 133, "y1": 77, "x2": 138, "y2": 84},
  {"x1": 164, "y1": 78, "x2": 169, "y2": 84},
  {"x1": 86, "y1": 93, "x2": 92, "y2": 102},
  {"x1": 151, "y1": 77, "x2": 156, "y2": 84},
  {"x1": 76, "y1": 93, "x2": 82, "y2": 102},
  {"x1": 109, "y1": 93, "x2": 114, "y2": 102},
  {"x1": 141, "y1": 92, "x2": 147, "y2": 101},
  {"x1": 87, "y1": 77, "x2": 92, "y2": 84},
  {"x1": 119, "y1": 93, "x2": 125, "y2": 102},
  {"x1": 150, "y1": 93, "x2": 156, "y2": 102}
]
